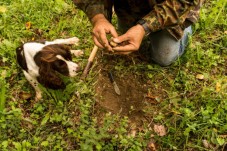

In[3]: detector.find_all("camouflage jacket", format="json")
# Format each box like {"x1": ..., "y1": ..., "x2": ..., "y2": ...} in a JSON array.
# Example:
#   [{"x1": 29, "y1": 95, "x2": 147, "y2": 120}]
[{"x1": 72, "y1": 0, "x2": 204, "y2": 40}]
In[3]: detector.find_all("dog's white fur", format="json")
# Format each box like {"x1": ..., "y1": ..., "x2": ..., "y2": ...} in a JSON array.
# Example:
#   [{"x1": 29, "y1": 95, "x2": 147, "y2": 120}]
[{"x1": 19, "y1": 37, "x2": 83, "y2": 100}]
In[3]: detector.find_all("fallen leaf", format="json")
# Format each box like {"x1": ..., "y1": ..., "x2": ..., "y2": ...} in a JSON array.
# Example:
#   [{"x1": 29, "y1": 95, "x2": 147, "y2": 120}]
[
  {"x1": 145, "y1": 92, "x2": 161, "y2": 104},
  {"x1": 202, "y1": 139, "x2": 215, "y2": 149},
  {"x1": 220, "y1": 134, "x2": 227, "y2": 138},
  {"x1": 202, "y1": 139, "x2": 209, "y2": 149},
  {"x1": 25, "y1": 22, "x2": 31, "y2": 30},
  {"x1": 128, "y1": 129, "x2": 137, "y2": 137},
  {"x1": 0, "y1": 6, "x2": 7, "y2": 13},
  {"x1": 216, "y1": 82, "x2": 221, "y2": 92},
  {"x1": 19, "y1": 92, "x2": 32, "y2": 100},
  {"x1": 154, "y1": 124, "x2": 166, "y2": 136},
  {"x1": 147, "y1": 142, "x2": 157, "y2": 151},
  {"x1": 196, "y1": 74, "x2": 204, "y2": 80},
  {"x1": 224, "y1": 31, "x2": 227, "y2": 34}
]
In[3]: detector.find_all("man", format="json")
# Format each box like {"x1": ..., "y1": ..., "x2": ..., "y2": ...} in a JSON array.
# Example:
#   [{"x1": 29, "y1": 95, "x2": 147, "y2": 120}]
[{"x1": 73, "y1": 0, "x2": 204, "y2": 66}]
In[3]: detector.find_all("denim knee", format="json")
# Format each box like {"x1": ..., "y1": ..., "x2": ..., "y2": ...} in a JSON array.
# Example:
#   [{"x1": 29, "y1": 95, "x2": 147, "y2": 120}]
[
  {"x1": 148, "y1": 26, "x2": 192, "y2": 66},
  {"x1": 152, "y1": 54, "x2": 177, "y2": 66}
]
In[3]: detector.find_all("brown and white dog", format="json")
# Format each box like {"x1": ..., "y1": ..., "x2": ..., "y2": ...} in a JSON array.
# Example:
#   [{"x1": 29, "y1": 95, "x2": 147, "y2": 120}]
[{"x1": 16, "y1": 37, "x2": 83, "y2": 100}]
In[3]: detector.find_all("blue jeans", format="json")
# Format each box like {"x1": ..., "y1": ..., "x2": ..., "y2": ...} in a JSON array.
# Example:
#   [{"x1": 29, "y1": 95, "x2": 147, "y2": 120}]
[
  {"x1": 147, "y1": 26, "x2": 192, "y2": 66},
  {"x1": 118, "y1": 20, "x2": 192, "y2": 66}
]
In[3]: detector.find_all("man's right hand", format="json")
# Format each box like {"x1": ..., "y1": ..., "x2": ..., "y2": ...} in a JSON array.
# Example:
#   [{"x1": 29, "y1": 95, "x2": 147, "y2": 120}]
[{"x1": 91, "y1": 14, "x2": 118, "y2": 51}]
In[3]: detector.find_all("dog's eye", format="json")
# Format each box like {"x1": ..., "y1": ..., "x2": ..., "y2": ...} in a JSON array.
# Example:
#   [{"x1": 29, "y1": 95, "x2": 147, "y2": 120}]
[
  {"x1": 65, "y1": 56, "x2": 72, "y2": 61},
  {"x1": 54, "y1": 60, "x2": 66, "y2": 68}
]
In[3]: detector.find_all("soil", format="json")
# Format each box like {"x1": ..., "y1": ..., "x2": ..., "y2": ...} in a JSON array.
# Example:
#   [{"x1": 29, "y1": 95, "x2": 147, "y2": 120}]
[
  {"x1": 93, "y1": 53, "x2": 166, "y2": 126},
  {"x1": 95, "y1": 69, "x2": 148, "y2": 123}
]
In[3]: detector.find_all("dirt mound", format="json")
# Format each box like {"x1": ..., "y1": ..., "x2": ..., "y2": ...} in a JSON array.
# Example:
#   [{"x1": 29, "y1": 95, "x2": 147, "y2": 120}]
[
  {"x1": 95, "y1": 70, "x2": 148, "y2": 122},
  {"x1": 93, "y1": 53, "x2": 164, "y2": 125}
]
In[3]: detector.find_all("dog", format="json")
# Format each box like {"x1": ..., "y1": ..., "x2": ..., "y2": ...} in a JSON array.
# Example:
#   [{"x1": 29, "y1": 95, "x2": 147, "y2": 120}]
[{"x1": 16, "y1": 37, "x2": 83, "y2": 100}]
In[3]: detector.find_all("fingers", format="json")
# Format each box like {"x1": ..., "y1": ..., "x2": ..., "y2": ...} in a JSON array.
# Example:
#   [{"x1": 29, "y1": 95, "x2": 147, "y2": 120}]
[
  {"x1": 112, "y1": 34, "x2": 138, "y2": 52},
  {"x1": 91, "y1": 19, "x2": 118, "y2": 51},
  {"x1": 110, "y1": 28, "x2": 118, "y2": 38},
  {"x1": 99, "y1": 30, "x2": 112, "y2": 51},
  {"x1": 93, "y1": 36, "x2": 104, "y2": 48},
  {"x1": 92, "y1": 30, "x2": 114, "y2": 51},
  {"x1": 113, "y1": 43, "x2": 137, "y2": 51},
  {"x1": 112, "y1": 34, "x2": 129, "y2": 44},
  {"x1": 113, "y1": 51, "x2": 132, "y2": 55}
]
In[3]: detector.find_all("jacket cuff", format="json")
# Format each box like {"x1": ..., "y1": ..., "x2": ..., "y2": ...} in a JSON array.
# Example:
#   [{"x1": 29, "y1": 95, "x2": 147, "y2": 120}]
[{"x1": 142, "y1": 11, "x2": 162, "y2": 33}]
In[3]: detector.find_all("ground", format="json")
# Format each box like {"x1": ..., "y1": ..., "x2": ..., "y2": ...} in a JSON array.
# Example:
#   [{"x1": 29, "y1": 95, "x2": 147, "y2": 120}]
[
  {"x1": 95, "y1": 65, "x2": 147, "y2": 125},
  {"x1": 0, "y1": 0, "x2": 226, "y2": 150},
  {"x1": 94, "y1": 53, "x2": 168, "y2": 127}
]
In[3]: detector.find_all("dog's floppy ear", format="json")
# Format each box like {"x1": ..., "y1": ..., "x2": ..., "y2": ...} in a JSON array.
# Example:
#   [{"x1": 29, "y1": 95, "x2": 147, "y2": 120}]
[{"x1": 37, "y1": 57, "x2": 66, "y2": 90}]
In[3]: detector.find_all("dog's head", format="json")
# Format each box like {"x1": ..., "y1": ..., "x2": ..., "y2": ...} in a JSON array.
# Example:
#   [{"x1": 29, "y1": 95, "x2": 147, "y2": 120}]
[{"x1": 34, "y1": 44, "x2": 80, "y2": 89}]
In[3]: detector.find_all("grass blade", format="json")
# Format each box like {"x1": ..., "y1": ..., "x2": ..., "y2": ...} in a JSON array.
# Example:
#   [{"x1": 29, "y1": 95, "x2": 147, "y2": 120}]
[{"x1": 0, "y1": 81, "x2": 6, "y2": 112}]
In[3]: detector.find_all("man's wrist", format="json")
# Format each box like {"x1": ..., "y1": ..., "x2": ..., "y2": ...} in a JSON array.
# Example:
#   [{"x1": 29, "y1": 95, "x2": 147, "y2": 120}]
[
  {"x1": 91, "y1": 14, "x2": 107, "y2": 26},
  {"x1": 135, "y1": 24, "x2": 146, "y2": 37},
  {"x1": 137, "y1": 19, "x2": 151, "y2": 36}
]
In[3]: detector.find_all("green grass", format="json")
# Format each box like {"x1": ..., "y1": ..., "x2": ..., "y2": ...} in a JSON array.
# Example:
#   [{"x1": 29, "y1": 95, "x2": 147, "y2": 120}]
[{"x1": 0, "y1": 0, "x2": 226, "y2": 150}]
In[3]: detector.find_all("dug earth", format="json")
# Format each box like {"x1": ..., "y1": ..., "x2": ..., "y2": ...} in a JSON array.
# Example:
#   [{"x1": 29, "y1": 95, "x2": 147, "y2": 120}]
[{"x1": 94, "y1": 54, "x2": 167, "y2": 126}]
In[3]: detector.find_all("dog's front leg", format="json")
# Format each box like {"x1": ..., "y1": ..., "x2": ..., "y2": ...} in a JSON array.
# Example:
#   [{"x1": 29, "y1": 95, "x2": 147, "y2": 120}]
[
  {"x1": 45, "y1": 37, "x2": 80, "y2": 46},
  {"x1": 70, "y1": 50, "x2": 84, "y2": 57},
  {"x1": 23, "y1": 71, "x2": 42, "y2": 101}
]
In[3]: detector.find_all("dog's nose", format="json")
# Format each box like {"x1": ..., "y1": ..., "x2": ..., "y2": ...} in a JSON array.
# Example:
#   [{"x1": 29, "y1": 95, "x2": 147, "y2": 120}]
[
  {"x1": 69, "y1": 63, "x2": 81, "y2": 77},
  {"x1": 72, "y1": 64, "x2": 80, "y2": 72}
]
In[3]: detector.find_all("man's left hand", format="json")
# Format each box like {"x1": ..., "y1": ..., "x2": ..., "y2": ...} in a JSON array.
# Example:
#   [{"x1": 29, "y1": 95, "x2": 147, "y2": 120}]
[{"x1": 111, "y1": 24, "x2": 145, "y2": 55}]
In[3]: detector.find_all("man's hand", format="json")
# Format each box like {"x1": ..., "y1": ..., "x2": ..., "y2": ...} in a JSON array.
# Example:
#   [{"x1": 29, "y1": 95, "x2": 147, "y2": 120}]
[
  {"x1": 112, "y1": 24, "x2": 145, "y2": 55},
  {"x1": 91, "y1": 14, "x2": 118, "y2": 51}
]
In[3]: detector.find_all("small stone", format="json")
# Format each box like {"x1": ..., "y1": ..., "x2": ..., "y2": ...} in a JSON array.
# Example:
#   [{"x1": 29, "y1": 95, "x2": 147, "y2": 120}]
[
  {"x1": 196, "y1": 74, "x2": 204, "y2": 80},
  {"x1": 154, "y1": 124, "x2": 166, "y2": 136}
]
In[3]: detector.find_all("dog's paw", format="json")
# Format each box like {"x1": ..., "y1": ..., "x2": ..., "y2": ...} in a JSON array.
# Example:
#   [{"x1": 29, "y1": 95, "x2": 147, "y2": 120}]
[
  {"x1": 35, "y1": 91, "x2": 42, "y2": 101},
  {"x1": 71, "y1": 50, "x2": 84, "y2": 57},
  {"x1": 67, "y1": 37, "x2": 79, "y2": 45}
]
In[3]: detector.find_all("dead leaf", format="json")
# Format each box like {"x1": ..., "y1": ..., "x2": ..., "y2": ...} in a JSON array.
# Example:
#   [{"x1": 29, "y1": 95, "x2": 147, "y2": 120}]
[
  {"x1": 202, "y1": 139, "x2": 214, "y2": 149},
  {"x1": 0, "y1": 6, "x2": 7, "y2": 13},
  {"x1": 145, "y1": 93, "x2": 161, "y2": 104},
  {"x1": 202, "y1": 139, "x2": 209, "y2": 148},
  {"x1": 147, "y1": 142, "x2": 157, "y2": 151},
  {"x1": 25, "y1": 22, "x2": 31, "y2": 30},
  {"x1": 19, "y1": 92, "x2": 32, "y2": 100},
  {"x1": 220, "y1": 134, "x2": 227, "y2": 138},
  {"x1": 216, "y1": 82, "x2": 221, "y2": 92},
  {"x1": 196, "y1": 74, "x2": 204, "y2": 80},
  {"x1": 224, "y1": 31, "x2": 227, "y2": 34},
  {"x1": 128, "y1": 129, "x2": 137, "y2": 137},
  {"x1": 154, "y1": 124, "x2": 166, "y2": 136}
]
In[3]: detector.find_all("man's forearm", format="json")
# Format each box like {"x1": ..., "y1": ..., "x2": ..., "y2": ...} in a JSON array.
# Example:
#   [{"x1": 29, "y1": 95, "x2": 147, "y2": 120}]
[{"x1": 143, "y1": 0, "x2": 204, "y2": 33}]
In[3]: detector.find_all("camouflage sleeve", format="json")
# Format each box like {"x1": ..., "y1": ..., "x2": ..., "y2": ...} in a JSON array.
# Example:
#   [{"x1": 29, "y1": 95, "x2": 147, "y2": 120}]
[
  {"x1": 143, "y1": 0, "x2": 204, "y2": 33},
  {"x1": 72, "y1": 0, "x2": 105, "y2": 20}
]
